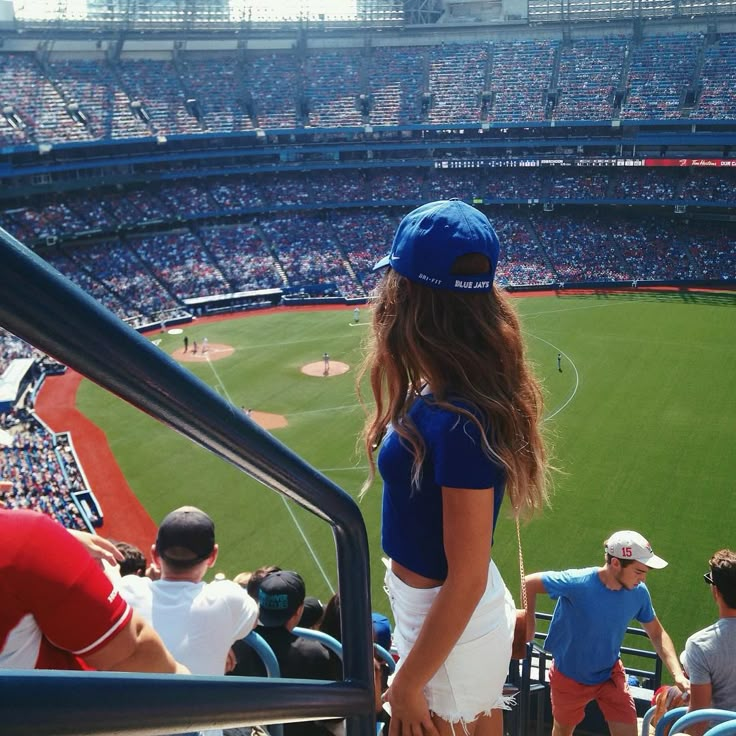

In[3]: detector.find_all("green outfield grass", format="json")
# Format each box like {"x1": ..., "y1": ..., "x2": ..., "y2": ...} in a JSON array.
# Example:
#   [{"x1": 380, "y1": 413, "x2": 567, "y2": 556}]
[{"x1": 77, "y1": 291, "x2": 736, "y2": 666}]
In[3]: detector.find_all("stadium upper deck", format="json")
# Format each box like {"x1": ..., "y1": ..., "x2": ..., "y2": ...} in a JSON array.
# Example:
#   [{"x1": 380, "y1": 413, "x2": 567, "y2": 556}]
[{"x1": 1, "y1": 18, "x2": 736, "y2": 150}]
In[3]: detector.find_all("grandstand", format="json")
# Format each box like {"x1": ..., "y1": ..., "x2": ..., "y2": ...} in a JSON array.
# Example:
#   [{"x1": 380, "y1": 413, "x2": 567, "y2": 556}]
[{"x1": 1, "y1": 1, "x2": 735, "y2": 734}]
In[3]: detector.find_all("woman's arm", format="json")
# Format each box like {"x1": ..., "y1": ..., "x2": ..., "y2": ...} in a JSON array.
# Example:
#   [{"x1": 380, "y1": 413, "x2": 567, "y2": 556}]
[{"x1": 385, "y1": 485, "x2": 495, "y2": 736}]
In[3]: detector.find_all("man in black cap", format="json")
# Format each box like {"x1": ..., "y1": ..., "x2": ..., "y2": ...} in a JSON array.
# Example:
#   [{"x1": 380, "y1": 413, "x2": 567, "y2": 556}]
[
  {"x1": 229, "y1": 570, "x2": 339, "y2": 736},
  {"x1": 298, "y1": 597, "x2": 325, "y2": 630},
  {"x1": 114, "y1": 506, "x2": 258, "y2": 679}
]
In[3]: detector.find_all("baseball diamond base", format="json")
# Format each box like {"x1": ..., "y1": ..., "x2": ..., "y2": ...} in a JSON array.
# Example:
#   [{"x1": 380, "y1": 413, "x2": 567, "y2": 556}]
[{"x1": 173, "y1": 343, "x2": 234, "y2": 362}]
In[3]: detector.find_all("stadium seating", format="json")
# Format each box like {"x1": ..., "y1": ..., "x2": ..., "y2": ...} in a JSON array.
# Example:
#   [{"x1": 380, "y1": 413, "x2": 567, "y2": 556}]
[
  {"x1": 0, "y1": 33, "x2": 736, "y2": 146},
  {"x1": 304, "y1": 50, "x2": 364, "y2": 128},
  {"x1": 553, "y1": 37, "x2": 627, "y2": 121},
  {"x1": 427, "y1": 43, "x2": 489, "y2": 124},
  {"x1": 695, "y1": 33, "x2": 736, "y2": 119},
  {"x1": 0, "y1": 328, "x2": 35, "y2": 375},
  {"x1": 489, "y1": 40, "x2": 558, "y2": 122},
  {"x1": 366, "y1": 46, "x2": 426, "y2": 125},
  {"x1": 3, "y1": 33, "x2": 736, "y2": 144},
  {"x1": 621, "y1": 34, "x2": 701, "y2": 120},
  {"x1": 0, "y1": 413, "x2": 91, "y2": 530}
]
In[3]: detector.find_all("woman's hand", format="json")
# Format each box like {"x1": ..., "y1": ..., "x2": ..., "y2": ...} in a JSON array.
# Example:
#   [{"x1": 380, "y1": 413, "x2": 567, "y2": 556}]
[{"x1": 384, "y1": 677, "x2": 440, "y2": 736}]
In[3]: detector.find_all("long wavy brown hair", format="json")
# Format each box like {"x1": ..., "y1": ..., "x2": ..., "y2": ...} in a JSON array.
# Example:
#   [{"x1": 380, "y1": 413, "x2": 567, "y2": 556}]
[{"x1": 358, "y1": 254, "x2": 549, "y2": 516}]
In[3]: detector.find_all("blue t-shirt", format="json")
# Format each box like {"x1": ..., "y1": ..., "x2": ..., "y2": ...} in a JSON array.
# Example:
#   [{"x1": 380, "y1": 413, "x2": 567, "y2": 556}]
[
  {"x1": 542, "y1": 567, "x2": 656, "y2": 685},
  {"x1": 378, "y1": 395, "x2": 505, "y2": 580}
]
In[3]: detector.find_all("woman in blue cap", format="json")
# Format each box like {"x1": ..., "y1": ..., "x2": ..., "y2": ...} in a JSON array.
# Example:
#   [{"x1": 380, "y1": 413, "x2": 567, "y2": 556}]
[{"x1": 360, "y1": 200, "x2": 549, "y2": 736}]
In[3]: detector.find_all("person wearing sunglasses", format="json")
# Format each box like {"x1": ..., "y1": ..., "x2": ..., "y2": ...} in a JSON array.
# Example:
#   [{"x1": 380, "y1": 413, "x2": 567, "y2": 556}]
[{"x1": 680, "y1": 549, "x2": 736, "y2": 732}]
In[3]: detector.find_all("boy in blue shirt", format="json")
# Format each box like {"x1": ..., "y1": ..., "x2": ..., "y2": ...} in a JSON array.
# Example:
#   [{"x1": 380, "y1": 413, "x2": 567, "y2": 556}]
[{"x1": 525, "y1": 530, "x2": 689, "y2": 736}]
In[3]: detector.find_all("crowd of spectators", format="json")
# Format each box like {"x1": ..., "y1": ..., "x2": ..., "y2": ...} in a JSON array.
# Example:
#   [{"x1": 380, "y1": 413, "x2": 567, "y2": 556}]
[
  {"x1": 0, "y1": 168, "x2": 733, "y2": 324},
  {"x1": 427, "y1": 43, "x2": 489, "y2": 124},
  {"x1": 0, "y1": 327, "x2": 35, "y2": 375},
  {"x1": 61, "y1": 238, "x2": 180, "y2": 321},
  {"x1": 0, "y1": 53, "x2": 93, "y2": 145},
  {"x1": 331, "y1": 210, "x2": 399, "y2": 293},
  {"x1": 1, "y1": 330, "x2": 101, "y2": 536},
  {"x1": 529, "y1": 211, "x2": 634, "y2": 282},
  {"x1": 4, "y1": 33, "x2": 736, "y2": 146},
  {"x1": 178, "y1": 56, "x2": 255, "y2": 134},
  {"x1": 695, "y1": 33, "x2": 736, "y2": 119},
  {"x1": 680, "y1": 170, "x2": 734, "y2": 204},
  {"x1": 491, "y1": 213, "x2": 557, "y2": 286},
  {"x1": 47, "y1": 58, "x2": 151, "y2": 141},
  {"x1": 304, "y1": 50, "x2": 364, "y2": 128},
  {"x1": 43, "y1": 246, "x2": 134, "y2": 320},
  {"x1": 116, "y1": 58, "x2": 203, "y2": 137},
  {"x1": 548, "y1": 171, "x2": 609, "y2": 200},
  {"x1": 259, "y1": 214, "x2": 359, "y2": 297},
  {"x1": 0, "y1": 413, "x2": 90, "y2": 530},
  {"x1": 608, "y1": 168, "x2": 680, "y2": 201},
  {"x1": 197, "y1": 224, "x2": 283, "y2": 292},
  {"x1": 1, "y1": 202, "x2": 729, "y2": 325},
  {"x1": 621, "y1": 34, "x2": 701, "y2": 120},
  {"x1": 245, "y1": 52, "x2": 300, "y2": 129},
  {"x1": 129, "y1": 230, "x2": 230, "y2": 300},
  {"x1": 489, "y1": 39, "x2": 557, "y2": 122},
  {"x1": 553, "y1": 37, "x2": 627, "y2": 121},
  {"x1": 366, "y1": 45, "x2": 426, "y2": 126}
]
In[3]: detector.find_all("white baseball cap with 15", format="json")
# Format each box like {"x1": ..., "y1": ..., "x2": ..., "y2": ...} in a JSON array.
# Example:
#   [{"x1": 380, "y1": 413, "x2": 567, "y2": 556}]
[{"x1": 605, "y1": 530, "x2": 668, "y2": 569}]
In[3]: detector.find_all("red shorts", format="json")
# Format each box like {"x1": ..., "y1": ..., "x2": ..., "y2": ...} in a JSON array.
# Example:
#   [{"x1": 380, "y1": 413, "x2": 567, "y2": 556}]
[{"x1": 549, "y1": 660, "x2": 637, "y2": 727}]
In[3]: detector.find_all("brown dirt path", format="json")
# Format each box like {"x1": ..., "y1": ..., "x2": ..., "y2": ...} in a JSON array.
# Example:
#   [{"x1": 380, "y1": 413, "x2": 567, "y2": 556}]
[{"x1": 35, "y1": 370, "x2": 157, "y2": 552}]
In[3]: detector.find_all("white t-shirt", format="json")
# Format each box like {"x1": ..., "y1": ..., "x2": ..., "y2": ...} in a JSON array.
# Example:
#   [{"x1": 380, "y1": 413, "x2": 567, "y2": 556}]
[{"x1": 118, "y1": 576, "x2": 258, "y2": 676}]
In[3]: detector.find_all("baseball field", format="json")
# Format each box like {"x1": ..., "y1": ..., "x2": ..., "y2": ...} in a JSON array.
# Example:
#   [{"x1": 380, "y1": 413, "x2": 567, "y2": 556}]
[{"x1": 71, "y1": 290, "x2": 736, "y2": 668}]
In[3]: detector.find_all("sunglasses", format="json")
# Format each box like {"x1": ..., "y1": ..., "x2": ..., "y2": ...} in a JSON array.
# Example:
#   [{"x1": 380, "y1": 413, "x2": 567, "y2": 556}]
[{"x1": 703, "y1": 571, "x2": 714, "y2": 585}]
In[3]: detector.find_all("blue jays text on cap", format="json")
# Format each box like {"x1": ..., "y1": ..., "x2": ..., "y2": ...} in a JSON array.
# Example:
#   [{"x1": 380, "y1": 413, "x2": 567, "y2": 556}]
[{"x1": 373, "y1": 199, "x2": 500, "y2": 292}]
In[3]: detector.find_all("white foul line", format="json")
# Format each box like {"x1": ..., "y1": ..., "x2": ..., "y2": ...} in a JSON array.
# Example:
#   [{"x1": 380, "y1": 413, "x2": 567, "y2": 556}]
[
  {"x1": 205, "y1": 354, "x2": 335, "y2": 593},
  {"x1": 523, "y1": 332, "x2": 580, "y2": 422}
]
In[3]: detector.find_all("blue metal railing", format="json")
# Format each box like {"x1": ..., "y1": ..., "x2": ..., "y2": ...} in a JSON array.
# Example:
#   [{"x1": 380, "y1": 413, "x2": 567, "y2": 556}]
[
  {"x1": 0, "y1": 225, "x2": 375, "y2": 736},
  {"x1": 644, "y1": 706, "x2": 736, "y2": 736},
  {"x1": 534, "y1": 611, "x2": 664, "y2": 688},
  {"x1": 670, "y1": 710, "x2": 736, "y2": 736},
  {"x1": 703, "y1": 720, "x2": 736, "y2": 736}
]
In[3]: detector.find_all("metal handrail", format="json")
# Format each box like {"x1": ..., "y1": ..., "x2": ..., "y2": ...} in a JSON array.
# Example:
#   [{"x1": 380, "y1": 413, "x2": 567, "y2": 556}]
[
  {"x1": 670, "y1": 710, "x2": 736, "y2": 736},
  {"x1": 0, "y1": 226, "x2": 375, "y2": 736}
]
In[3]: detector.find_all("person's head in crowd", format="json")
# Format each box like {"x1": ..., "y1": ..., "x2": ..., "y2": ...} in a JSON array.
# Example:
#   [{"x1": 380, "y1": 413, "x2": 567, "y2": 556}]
[
  {"x1": 320, "y1": 592, "x2": 341, "y2": 641},
  {"x1": 112, "y1": 540, "x2": 147, "y2": 577},
  {"x1": 246, "y1": 564, "x2": 282, "y2": 601},
  {"x1": 298, "y1": 596, "x2": 325, "y2": 629},
  {"x1": 258, "y1": 570, "x2": 306, "y2": 630},
  {"x1": 705, "y1": 548, "x2": 736, "y2": 610},
  {"x1": 372, "y1": 612, "x2": 392, "y2": 652},
  {"x1": 233, "y1": 571, "x2": 252, "y2": 589},
  {"x1": 153, "y1": 506, "x2": 218, "y2": 580}
]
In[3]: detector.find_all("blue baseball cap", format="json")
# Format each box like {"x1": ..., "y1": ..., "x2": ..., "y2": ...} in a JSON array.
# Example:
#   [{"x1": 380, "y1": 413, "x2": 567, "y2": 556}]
[
  {"x1": 371, "y1": 612, "x2": 392, "y2": 651},
  {"x1": 373, "y1": 200, "x2": 499, "y2": 292}
]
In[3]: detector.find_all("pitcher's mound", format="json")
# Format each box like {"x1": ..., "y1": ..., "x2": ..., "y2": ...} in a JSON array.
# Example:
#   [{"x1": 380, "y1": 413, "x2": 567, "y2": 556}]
[
  {"x1": 249, "y1": 411, "x2": 288, "y2": 430},
  {"x1": 174, "y1": 343, "x2": 234, "y2": 362},
  {"x1": 301, "y1": 361, "x2": 349, "y2": 377}
]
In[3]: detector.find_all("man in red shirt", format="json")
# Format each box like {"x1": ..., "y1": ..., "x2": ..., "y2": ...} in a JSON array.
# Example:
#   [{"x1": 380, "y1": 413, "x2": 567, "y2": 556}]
[{"x1": 0, "y1": 508, "x2": 184, "y2": 673}]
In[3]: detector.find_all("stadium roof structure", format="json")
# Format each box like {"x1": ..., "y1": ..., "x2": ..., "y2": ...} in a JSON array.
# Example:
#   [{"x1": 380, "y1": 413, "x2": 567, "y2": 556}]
[
  {"x1": 528, "y1": 0, "x2": 736, "y2": 23},
  {"x1": 11, "y1": 0, "x2": 405, "y2": 29},
  {"x1": 8, "y1": 0, "x2": 736, "y2": 28}
]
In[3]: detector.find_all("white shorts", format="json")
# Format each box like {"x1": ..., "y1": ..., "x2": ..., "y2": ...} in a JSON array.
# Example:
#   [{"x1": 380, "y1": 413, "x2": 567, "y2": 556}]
[{"x1": 384, "y1": 559, "x2": 515, "y2": 725}]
